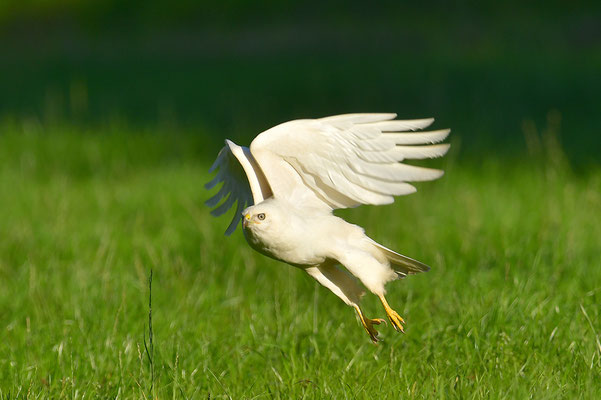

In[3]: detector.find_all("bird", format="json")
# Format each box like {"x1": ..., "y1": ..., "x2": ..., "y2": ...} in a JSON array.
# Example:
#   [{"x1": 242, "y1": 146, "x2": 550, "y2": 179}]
[{"x1": 205, "y1": 113, "x2": 450, "y2": 343}]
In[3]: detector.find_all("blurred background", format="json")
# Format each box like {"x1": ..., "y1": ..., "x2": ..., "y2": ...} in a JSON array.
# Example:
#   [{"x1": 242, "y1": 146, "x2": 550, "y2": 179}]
[{"x1": 1, "y1": 0, "x2": 600, "y2": 160}]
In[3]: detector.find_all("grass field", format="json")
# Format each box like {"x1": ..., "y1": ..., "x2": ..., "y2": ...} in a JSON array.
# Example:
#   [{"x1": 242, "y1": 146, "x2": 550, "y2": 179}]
[{"x1": 1, "y1": 123, "x2": 600, "y2": 398}]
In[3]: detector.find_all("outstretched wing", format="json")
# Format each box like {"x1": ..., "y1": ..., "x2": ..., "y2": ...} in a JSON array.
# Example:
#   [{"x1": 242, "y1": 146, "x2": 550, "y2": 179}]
[
  {"x1": 249, "y1": 113, "x2": 450, "y2": 210},
  {"x1": 205, "y1": 140, "x2": 272, "y2": 235}
]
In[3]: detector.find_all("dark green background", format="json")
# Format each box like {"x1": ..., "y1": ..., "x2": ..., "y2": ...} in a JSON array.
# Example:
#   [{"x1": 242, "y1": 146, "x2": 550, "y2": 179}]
[{"x1": 1, "y1": 1, "x2": 600, "y2": 158}]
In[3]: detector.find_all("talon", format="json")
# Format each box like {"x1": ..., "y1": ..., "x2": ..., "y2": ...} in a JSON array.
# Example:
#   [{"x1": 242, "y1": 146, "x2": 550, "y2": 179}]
[
  {"x1": 354, "y1": 306, "x2": 385, "y2": 344},
  {"x1": 388, "y1": 309, "x2": 405, "y2": 333},
  {"x1": 378, "y1": 295, "x2": 406, "y2": 334},
  {"x1": 363, "y1": 317, "x2": 384, "y2": 343}
]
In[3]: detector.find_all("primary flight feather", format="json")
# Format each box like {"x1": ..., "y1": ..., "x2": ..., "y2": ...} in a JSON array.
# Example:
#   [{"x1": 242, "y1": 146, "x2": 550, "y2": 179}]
[{"x1": 206, "y1": 113, "x2": 450, "y2": 342}]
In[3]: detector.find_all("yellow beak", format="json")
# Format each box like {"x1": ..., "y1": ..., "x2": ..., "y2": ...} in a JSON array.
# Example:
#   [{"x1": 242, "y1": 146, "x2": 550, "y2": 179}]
[{"x1": 242, "y1": 213, "x2": 250, "y2": 227}]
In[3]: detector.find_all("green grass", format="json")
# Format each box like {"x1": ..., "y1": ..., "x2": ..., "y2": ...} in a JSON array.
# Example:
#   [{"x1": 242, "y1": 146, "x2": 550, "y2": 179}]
[{"x1": 1, "y1": 124, "x2": 600, "y2": 399}]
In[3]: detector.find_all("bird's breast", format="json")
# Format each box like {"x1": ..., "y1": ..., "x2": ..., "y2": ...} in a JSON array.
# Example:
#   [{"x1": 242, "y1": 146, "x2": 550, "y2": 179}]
[{"x1": 242, "y1": 222, "x2": 326, "y2": 267}]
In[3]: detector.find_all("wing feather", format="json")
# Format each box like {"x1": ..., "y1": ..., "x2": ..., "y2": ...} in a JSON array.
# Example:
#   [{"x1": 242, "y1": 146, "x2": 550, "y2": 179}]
[
  {"x1": 249, "y1": 113, "x2": 450, "y2": 210},
  {"x1": 388, "y1": 129, "x2": 450, "y2": 144},
  {"x1": 369, "y1": 118, "x2": 434, "y2": 131},
  {"x1": 205, "y1": 140, "x2": 272, "y2": 235}
]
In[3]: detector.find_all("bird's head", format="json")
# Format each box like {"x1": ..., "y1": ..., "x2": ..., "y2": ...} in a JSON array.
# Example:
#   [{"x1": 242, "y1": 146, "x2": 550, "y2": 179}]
[
  {"x1": 241, "y1": 198, "x2": 298, "y2": 261},
  {"x1": 241, "y1": 199, "x2": 281, "y2": 235}
]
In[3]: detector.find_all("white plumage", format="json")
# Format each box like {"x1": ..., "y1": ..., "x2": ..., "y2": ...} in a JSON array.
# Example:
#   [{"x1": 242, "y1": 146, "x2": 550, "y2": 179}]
[{"x1": 206, "y1": 113, "x2": 450, "y2": 342}]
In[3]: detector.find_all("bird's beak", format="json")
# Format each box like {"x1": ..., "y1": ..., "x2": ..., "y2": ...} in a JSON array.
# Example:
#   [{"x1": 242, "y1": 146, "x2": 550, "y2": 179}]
[{"x1": 242, "y1": 213, "x2": 250, "y2": 227}]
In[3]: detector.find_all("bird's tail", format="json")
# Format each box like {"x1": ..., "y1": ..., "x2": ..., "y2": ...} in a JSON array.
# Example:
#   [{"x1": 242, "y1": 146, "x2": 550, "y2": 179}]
[{"x1": 367, "y1": 238, "x2": 430, "y2": 278}]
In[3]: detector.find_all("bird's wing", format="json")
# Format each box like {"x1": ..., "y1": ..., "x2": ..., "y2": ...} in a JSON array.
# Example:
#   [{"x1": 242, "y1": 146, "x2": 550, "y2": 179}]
[
  {"x1": 249, "y1": 113, "x2": 450, "y2": 210},
  {"x1": 205, "y1": 140, "x2": 273, "y2": 235}
]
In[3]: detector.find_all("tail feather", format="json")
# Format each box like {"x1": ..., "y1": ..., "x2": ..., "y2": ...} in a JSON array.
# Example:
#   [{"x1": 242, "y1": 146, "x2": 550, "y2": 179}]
[{"x1": 368, "y1": 238, "x2": 430, "y2": 277}]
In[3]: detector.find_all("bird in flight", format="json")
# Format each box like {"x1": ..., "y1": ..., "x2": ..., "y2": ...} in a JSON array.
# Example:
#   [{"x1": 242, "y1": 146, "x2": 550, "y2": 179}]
[{"x1": 206, "y1": 113, "x2": 449, "y2": 343}]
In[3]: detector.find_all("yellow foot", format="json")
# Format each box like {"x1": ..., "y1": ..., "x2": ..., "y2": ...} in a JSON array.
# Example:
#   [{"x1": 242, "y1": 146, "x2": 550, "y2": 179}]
[
  {"x1": 378, "y1": 295, "x2": 405, "y2": 333},
  {"x1": 353, "y1": 306, "x2": 386, "y2": 343}
]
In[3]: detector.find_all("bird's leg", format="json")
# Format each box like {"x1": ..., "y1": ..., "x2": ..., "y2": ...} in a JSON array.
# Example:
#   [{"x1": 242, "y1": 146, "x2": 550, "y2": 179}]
[
  {"x1": 378, "y1": 295, "x2": 405, "y2": 333},
  {"x1": 353, "y1": 305, "x2": 386, "y2": 344}
]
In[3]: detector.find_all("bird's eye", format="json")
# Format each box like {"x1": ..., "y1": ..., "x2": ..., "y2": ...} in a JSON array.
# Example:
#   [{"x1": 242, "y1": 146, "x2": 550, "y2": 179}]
[{"x1": 257, "y1": 213, "x2": 266, "y2": 221}]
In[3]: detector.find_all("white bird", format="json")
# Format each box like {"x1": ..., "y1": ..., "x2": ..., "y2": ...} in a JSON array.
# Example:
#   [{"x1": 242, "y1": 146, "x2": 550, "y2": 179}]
[{"x1": 206, "y1": 113, "x2": 449, "y2": 342}]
